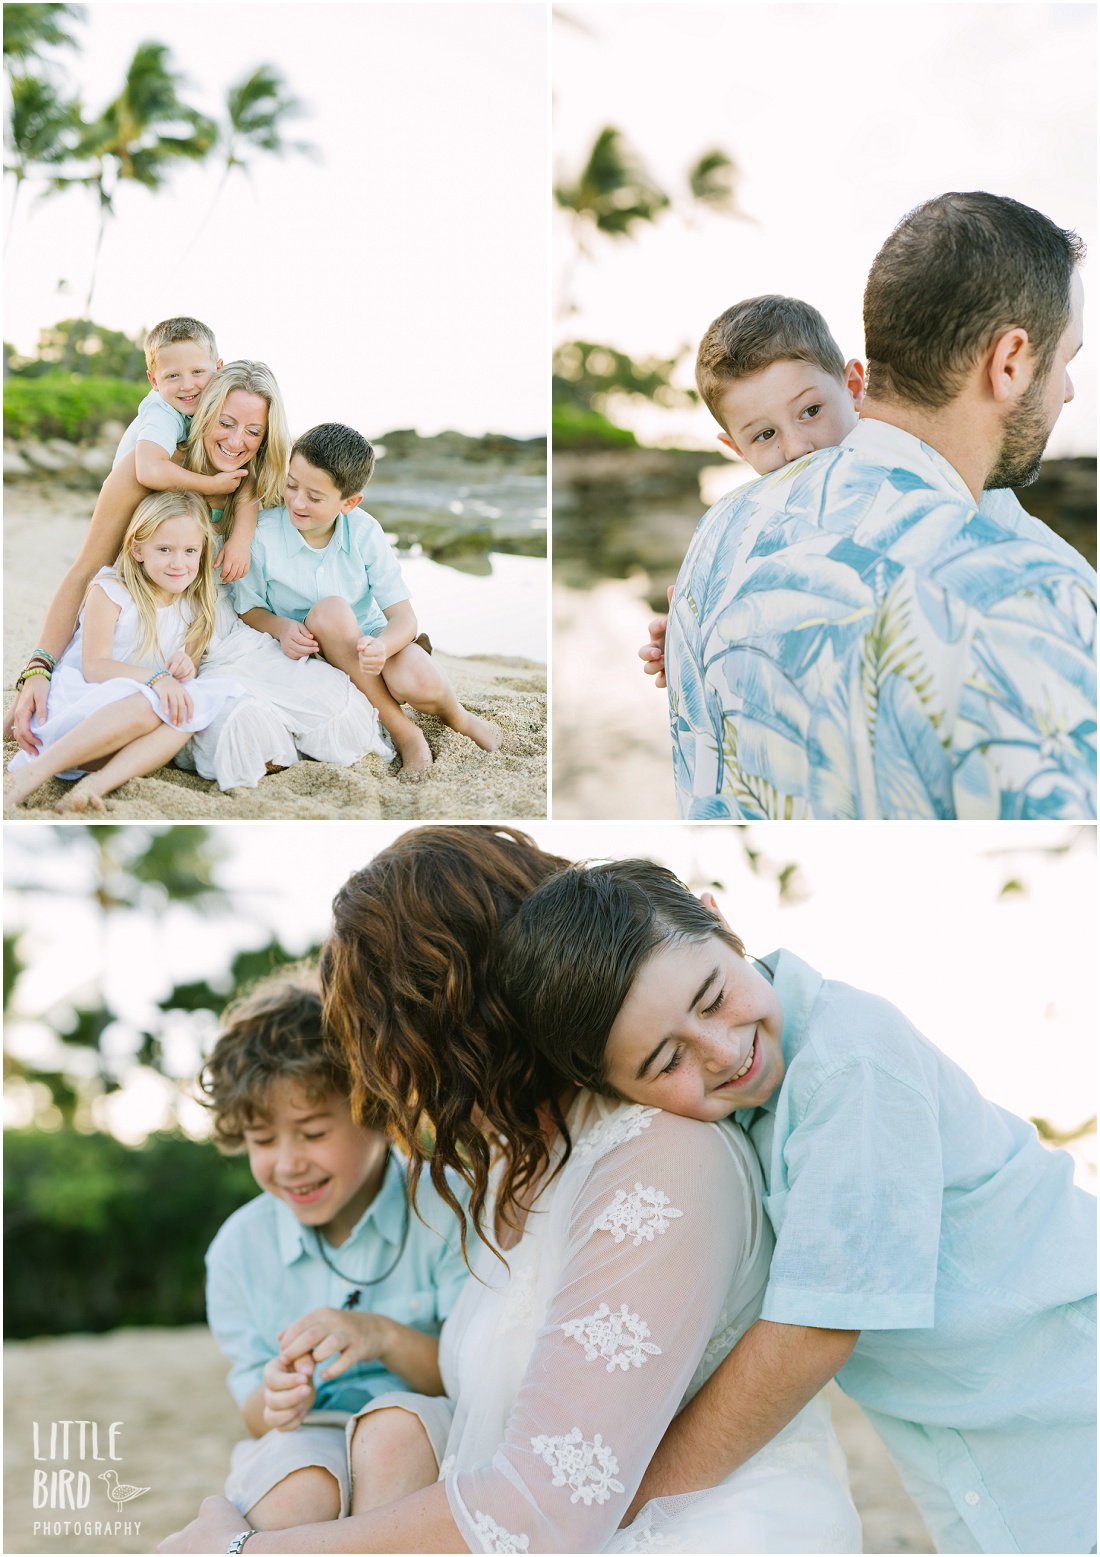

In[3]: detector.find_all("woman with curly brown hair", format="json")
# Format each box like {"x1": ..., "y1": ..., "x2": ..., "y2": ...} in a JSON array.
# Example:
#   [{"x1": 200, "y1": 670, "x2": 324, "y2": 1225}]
[{"x1": 161, "y1": 825, "x2": 858, "y2": 1555}]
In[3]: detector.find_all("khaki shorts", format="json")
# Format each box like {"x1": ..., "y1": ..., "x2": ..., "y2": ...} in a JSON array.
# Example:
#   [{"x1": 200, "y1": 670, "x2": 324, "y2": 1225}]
[{"x1": 224, "y1": 1414, "x2": 351, "y2": 1519}]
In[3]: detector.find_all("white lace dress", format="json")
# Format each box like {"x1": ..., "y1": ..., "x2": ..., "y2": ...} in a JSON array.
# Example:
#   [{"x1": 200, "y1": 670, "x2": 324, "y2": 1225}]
[
  {"x1": 8, "y1": 571, "x2": 245, "y2": 781},
  {"x1": 174, "y1": 585, "x2": 394, "y2": 788},
  {"x1": 353, "y1": 1095, "x2": 862, "y2": 1554}
]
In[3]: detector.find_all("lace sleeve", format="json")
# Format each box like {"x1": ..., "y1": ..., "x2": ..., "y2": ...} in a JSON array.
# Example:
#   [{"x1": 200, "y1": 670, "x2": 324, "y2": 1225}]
[{"x1": 448, "y1": 1111, "x2": 756, "y2": 1553}]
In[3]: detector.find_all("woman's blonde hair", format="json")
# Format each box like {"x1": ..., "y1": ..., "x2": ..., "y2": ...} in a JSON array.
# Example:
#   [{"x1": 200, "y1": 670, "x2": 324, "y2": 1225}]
[
  {"x1": 111, "y1": 491, "x2": 219, "y2": 664},
  {"x1": 184, "y1": 360, "x2": 291, "y2": 540}
]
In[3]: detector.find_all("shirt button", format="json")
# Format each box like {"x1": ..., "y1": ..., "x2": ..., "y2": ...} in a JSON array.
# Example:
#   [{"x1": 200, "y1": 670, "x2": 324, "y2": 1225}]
[
  {"x1": 409, "y1": 1297, "x2": 420, "y2": 1312},
  {"x1": 965, "y1": 1492, "x2": 980, "y2": 1506}
]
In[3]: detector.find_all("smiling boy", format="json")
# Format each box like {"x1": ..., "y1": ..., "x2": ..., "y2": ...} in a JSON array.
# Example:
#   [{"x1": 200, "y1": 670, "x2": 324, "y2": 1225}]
[
  {"x1": 500, "y1": 858, "x2": 1098, "y2": 1555},
  {"x1": 233, "y1": 423, "x2": 502, "y2": 778}
]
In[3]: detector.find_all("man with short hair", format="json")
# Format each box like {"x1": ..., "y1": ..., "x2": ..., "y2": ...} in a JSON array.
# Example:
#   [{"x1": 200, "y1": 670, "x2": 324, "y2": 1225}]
[{"x1": 667, "y1": 191, "x2": 1095, "y2": 820}]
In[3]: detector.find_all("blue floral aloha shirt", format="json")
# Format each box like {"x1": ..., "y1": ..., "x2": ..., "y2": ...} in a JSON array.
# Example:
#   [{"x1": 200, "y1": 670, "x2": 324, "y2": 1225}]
[{"x1": 667, "y1": 420, "x2": 1097, "y2": 820}]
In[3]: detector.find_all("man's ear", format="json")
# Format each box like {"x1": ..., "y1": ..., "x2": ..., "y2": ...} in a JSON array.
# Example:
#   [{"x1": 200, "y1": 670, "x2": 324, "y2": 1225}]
[
  {"x1": 718, "y1": 431, "x2": 746, "y2": 459},
  {"x1": 987, "y1": 327, "x2": 1031, "y2": 404},
  {"x1": 843, "y1": 358, "x2": 866, "y2": 411}
]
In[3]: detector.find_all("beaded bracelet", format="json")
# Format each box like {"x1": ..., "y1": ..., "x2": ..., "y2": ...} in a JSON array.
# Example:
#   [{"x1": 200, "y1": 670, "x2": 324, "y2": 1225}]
[
  {"x1": 15, "y1": 665, "x2": 53, "y2": 690},
  {"x1": 30, "y1": 648, "x2": 57, "y2": 670},
  {"x1": 146, "y1": 669, "x2": 171, "y2": 687}
]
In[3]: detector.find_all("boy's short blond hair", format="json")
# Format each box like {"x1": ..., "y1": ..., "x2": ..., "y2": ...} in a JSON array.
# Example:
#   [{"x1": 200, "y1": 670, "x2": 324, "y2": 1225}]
[
  {"x1": 144, "y1": 316, "x2": 219, "y2": 374},
  {"x1": 695, "y1": 295, "x2": 846, "y2": 427},
  {"x1": 199, "y1": 965, "x2": 381, "y2": 1153}
]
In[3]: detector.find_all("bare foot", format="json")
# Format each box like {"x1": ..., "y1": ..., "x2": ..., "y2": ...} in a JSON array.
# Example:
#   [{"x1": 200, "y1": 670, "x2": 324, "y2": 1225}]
[
  {"x1": 457, "y1": 711, "x2": 503, "y2": 753},
  {"x1": 395, "y1": 727, "x2": 433, "y2": 782},
  {"x1": 5, "y1": 765, "x2": 45, "y2": 809},
  {"x1": 55, "y1": 778, "x2": 107, "y2": 815}
]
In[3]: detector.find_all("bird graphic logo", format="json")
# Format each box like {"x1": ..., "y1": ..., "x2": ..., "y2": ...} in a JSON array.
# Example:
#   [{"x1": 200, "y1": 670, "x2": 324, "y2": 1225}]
[{"x1": 99, "y1": 1469, "x2": 150, "y2": 1515}]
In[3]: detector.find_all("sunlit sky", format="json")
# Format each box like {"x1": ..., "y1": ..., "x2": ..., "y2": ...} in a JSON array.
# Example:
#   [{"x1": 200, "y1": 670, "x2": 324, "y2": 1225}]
[
  {"x1": 554, "y1": 3, "x2": 1096, "y2": 454},
  {"x1": 4, "y1": 822, "x2": 1095, "y2": 1186},
  {"x1": 4, "y1": 3, "x2": 547, "y2": 438}
]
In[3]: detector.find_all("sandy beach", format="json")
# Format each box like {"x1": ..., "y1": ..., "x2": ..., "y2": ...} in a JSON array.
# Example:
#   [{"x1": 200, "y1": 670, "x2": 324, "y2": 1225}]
[
  {"x1": 3, "y1": 487, "x2": 546, "y2": 820},
  {"x1": 3, "y1": 1324, "x2": 933, "y2": 1555}
]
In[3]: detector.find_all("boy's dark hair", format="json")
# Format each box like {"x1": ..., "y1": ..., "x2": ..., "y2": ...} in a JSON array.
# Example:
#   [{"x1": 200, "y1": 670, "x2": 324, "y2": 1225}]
[
  {"x1": 292, "y1": 423, "x2": 375, "y2": 499},
  {"x1": 497, "y1": 859, "x2": 746, "y2": 1096},
  {"x1": 199, "y1": 965, "x2": 379, "y2": 1153},
  {"x1": 145, "y1": 316, "x2": 219, "y2": 373},
  {"x1": 695, "y1": 295, "x2": 846, "y2": 427},
  {"x1": 864, "y1": 192, "x2": 1085, "y2": 410}
]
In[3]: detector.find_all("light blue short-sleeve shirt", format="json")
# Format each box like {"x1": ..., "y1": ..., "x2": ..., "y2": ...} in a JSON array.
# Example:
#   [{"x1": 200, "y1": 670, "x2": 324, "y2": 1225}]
[
  {"x1": 738, "y1": 949, "x2": 1096, "y2": 1554},
  {"x1": 205, "y1": 1151, "x2": 469, "y2": 1414},
  {"x1": 112, "y1": 389, "x2": 190, "y2": 468},
  {"x1": 232, "y1": 507, "x2": 408, "y2": 637}
]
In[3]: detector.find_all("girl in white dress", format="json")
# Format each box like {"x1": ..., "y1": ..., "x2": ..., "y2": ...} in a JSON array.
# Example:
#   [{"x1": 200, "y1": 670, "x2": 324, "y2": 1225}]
[
  {"x1": 7, "y1": 492, "x2": 245, "y2": 813},
  {"x1": 160, "y1": 827, "x2": 860, "y2": 1556}
]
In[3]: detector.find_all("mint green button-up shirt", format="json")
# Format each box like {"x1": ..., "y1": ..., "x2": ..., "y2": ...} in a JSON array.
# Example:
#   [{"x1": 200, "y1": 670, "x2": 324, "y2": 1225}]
[
  {"x1": 233, "y1": 506, "x2": 409, "y2": 637},
  {"x1": 205, "y1": 1152, "x2": 469, "y2": 1414},
  {"x1": 738, "y1": 949, "x2": 1096, "y2": 1555}
]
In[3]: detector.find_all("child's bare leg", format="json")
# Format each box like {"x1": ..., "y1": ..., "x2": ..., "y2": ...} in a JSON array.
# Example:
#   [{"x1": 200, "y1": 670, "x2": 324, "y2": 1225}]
[
  {"x1": 6, "y1": 695, "x2": 161, "y2": 808},
  {"x1": 245, "y1": 1465, "x2": 341, "y2": 1530},
  {"x1": 56, "y1": 723, "x2": 191, "y2": 812},
  {"x1": 383, "y1": 642, "x2": 502, "y2": 752},
  {"x1": 304, "y1": 598, "x2": 433, "y2": 777},
  {"x1": 349, "y1": 1408, "x2": 437, "y2": 1514}
]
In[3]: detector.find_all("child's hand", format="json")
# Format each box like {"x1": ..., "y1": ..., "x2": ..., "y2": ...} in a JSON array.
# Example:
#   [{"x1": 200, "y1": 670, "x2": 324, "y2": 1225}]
[
  {"x1": 155, "y1": 676, "x2": 194, "y2": 727},
  {"x1": 167, "y1": 650, "x2": 196, "y2": 682},
  {"x1": 216, "y1": 537, "x2": 251, "y2": 584},
  {"x1": 279, "y1": 620, "x2": 320, "y2": 660},
  {"x1": 261, "y1": 1352, "x2": 316, "y2": 1432},
  {"x1": 209, "y1": 468, "x2": 248, "y2": 497},
  {"x1": 278, "y1": 1306, "x2": 392, "y2": 1383},
  {"x1": 356, "y1": 635, "x2": 387, "y2": 675},
  {"x1": 638, "y1": 587, "x2": 674, "y2": 689}
]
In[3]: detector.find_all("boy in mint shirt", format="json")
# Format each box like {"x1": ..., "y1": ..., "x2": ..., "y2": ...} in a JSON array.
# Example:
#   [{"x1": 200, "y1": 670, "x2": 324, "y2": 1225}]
[
  {"x1": 500, "y1": 859, "x2": 1097, "y2": 1555},
  {"x1": 233, "y1": 422, "x2": 501, "y2": 779}
]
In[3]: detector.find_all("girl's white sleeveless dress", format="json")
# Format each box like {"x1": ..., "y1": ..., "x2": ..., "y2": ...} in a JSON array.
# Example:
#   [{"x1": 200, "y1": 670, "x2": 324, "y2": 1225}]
[
  {"x1": 8, "y1": 570, "x2": 245, "y2": 781},
  {"x1": 351, "y1": 1094, "x2": 862, "y2": 1554},
  {"x1": 173, "y1": 564, "x2": 394, "y2": 788}
]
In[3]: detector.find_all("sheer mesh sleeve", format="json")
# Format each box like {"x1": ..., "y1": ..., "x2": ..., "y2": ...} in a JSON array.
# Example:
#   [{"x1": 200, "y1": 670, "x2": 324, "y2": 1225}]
[{"x1": 448, "y1": 1112, "x2": 753, "y2": 1553}]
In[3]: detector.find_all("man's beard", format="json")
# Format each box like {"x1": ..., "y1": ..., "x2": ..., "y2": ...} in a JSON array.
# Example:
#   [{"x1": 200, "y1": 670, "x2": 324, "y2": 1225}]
[{"x1": 985, "y1": 373, "x2": 1054, "y2": 490}]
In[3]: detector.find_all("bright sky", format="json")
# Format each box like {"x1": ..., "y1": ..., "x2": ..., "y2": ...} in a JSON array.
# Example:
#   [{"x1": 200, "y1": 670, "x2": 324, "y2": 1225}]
[
  {"x1": 554, "y1": 2, "x2": 1097, "y2": 455},
  {"x1": 4, "y1": 822, "x2": 1095, "y2": 1186},
  {"x1": 4, "y1": 3, "x2": 547, "y2": 437}
]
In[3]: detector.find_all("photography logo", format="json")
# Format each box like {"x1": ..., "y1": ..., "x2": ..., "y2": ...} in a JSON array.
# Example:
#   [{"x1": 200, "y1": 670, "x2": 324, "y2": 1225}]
[{"x1": 32, "y1": 1420, "x2": 150, "y2": 1542}]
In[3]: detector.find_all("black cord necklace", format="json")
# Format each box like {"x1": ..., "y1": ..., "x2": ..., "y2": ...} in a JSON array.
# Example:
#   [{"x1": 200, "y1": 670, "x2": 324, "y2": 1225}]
[{"x1": 312, "y1": 1150, "x2": 411, "y2": 1310}]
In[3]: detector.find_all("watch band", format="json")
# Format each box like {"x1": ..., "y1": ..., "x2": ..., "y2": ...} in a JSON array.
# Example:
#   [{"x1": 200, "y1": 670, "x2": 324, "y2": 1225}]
[{"x1": 227, "y1": 1532, "x2": 257, "y2": 1555}]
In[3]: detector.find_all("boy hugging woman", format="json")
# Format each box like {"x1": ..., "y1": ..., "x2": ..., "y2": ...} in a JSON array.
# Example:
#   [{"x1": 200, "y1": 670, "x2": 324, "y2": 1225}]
[{"x1": 6, "y1": 315, "x2": 501, "y2": 812}]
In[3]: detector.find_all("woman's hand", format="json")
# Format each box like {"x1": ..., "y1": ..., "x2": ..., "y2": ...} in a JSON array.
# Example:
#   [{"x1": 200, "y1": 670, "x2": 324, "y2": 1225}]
[
  {"x1": 7, "y1": 679, "x2": 50, "y2": 755},
  {"x1": 208, "y1": 468, "x2": 248, "y2": 497},
  {"x1": 278, "y1": 619, "x2": 320, "y2": 660},
  {"x1": 261, "y1": 1350, "x2": 317, "y2": 1431},
  {"x1": 167, "y1": 650, "x2": 196, "y2": 682},
  {"x1": 279, "y1": 1306, "x2": 394, "y2": 1382},
  {"x1": 356, "y1": 635, "x2": 387, "y2": 675},
  {"x1": 157, "y1": 1494, "x2": 248, "y2": 1553},
  {"x1": 155, "y1": 676, "x2": 194, "y2": 727},
  {"x1": 217, "y1": 534, "x2": 252, "y2": 584}
]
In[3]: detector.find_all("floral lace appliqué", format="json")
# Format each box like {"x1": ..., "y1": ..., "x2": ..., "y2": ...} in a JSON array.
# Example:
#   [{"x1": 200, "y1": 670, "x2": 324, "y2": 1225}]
[
  {"x1": 530, "y1": 1426, "x2": 626, "y2": 1506},
  {"x1": 472, "y1": 1510, "x2": 530, "y2": 1553},
  {"x1": 573, "y1": 1105, "x2": 659, "y2": 1163},
  {"x1": 562, "y1": 1301, "x2": 662, "y2": 1372},
  {"x1": 437, "y1": 1453, "x2": 456, "y2": 1480},
  {"x1": 616, "y1": 1508, "x2": 689, "y2": 1552},
  {"x1": 591, "y1": 1183, "x2": 684, "y2": 1246}
]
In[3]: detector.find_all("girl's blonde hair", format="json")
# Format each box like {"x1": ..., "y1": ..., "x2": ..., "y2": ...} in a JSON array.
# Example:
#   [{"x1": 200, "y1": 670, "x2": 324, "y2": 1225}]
[
  {"x1": 112, "y1": 491, "x2": 219, "y2": 665},
  {"x1": 184, "y1": 360, "x2": 290, "y2": 540}
]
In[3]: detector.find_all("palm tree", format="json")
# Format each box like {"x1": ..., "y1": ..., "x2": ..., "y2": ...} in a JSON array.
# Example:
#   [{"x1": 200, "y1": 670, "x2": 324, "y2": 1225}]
[
  {"x1": 187, "y1": 64, "x2": 316, "y2": 246},
  {"x1": 687, "y1": 148, "x2": 748, "y2": 220},
  {"x1": 4, "y1": 73, "x2": 82, "y2": 252},
  {"x1": 46, "y1": 41, "x2": 215, "y2": 313},
  {"x1": 3, "y1": 3, "x2": 84, "y2": 73}
]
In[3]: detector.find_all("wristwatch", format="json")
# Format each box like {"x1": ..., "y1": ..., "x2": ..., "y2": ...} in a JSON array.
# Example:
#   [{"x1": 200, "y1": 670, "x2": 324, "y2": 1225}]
[{"x1": 227, "y1": 1533, "x2": 257, "y2": 1554}]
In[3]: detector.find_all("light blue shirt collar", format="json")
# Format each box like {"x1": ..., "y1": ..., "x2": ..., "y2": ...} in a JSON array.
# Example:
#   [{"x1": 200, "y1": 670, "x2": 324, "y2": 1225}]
[
  {"x1": 277, "y1": 507, "x2": 352, "y2": 559},
  {"x1": 273, "y1": 1147, "x2": 408, "y2": 1266},
  {"x1": 844, "y1": 416, "x2": 975, "y2": 507},
  {"x1": 739, "y1": 948, "x2": 823, "y2": 1122}
]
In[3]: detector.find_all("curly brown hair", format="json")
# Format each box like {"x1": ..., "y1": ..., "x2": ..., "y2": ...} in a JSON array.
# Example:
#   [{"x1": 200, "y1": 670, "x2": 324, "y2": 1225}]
[
  {"x1": 199, "y1": 964, "x2": 370, "y2": 1152},
  {"x1": 320, "y1": 826, "x2": 571, "y2": 1262}
]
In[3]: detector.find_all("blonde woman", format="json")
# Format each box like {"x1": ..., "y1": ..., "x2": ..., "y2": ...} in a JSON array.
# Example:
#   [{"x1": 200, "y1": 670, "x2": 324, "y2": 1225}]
[
  {"x1": 7, "y1": 492, "x2": 245, "y2": 812},
  {"x1": 8, "y1": 364, "x2": 391, "y2": 788}
]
